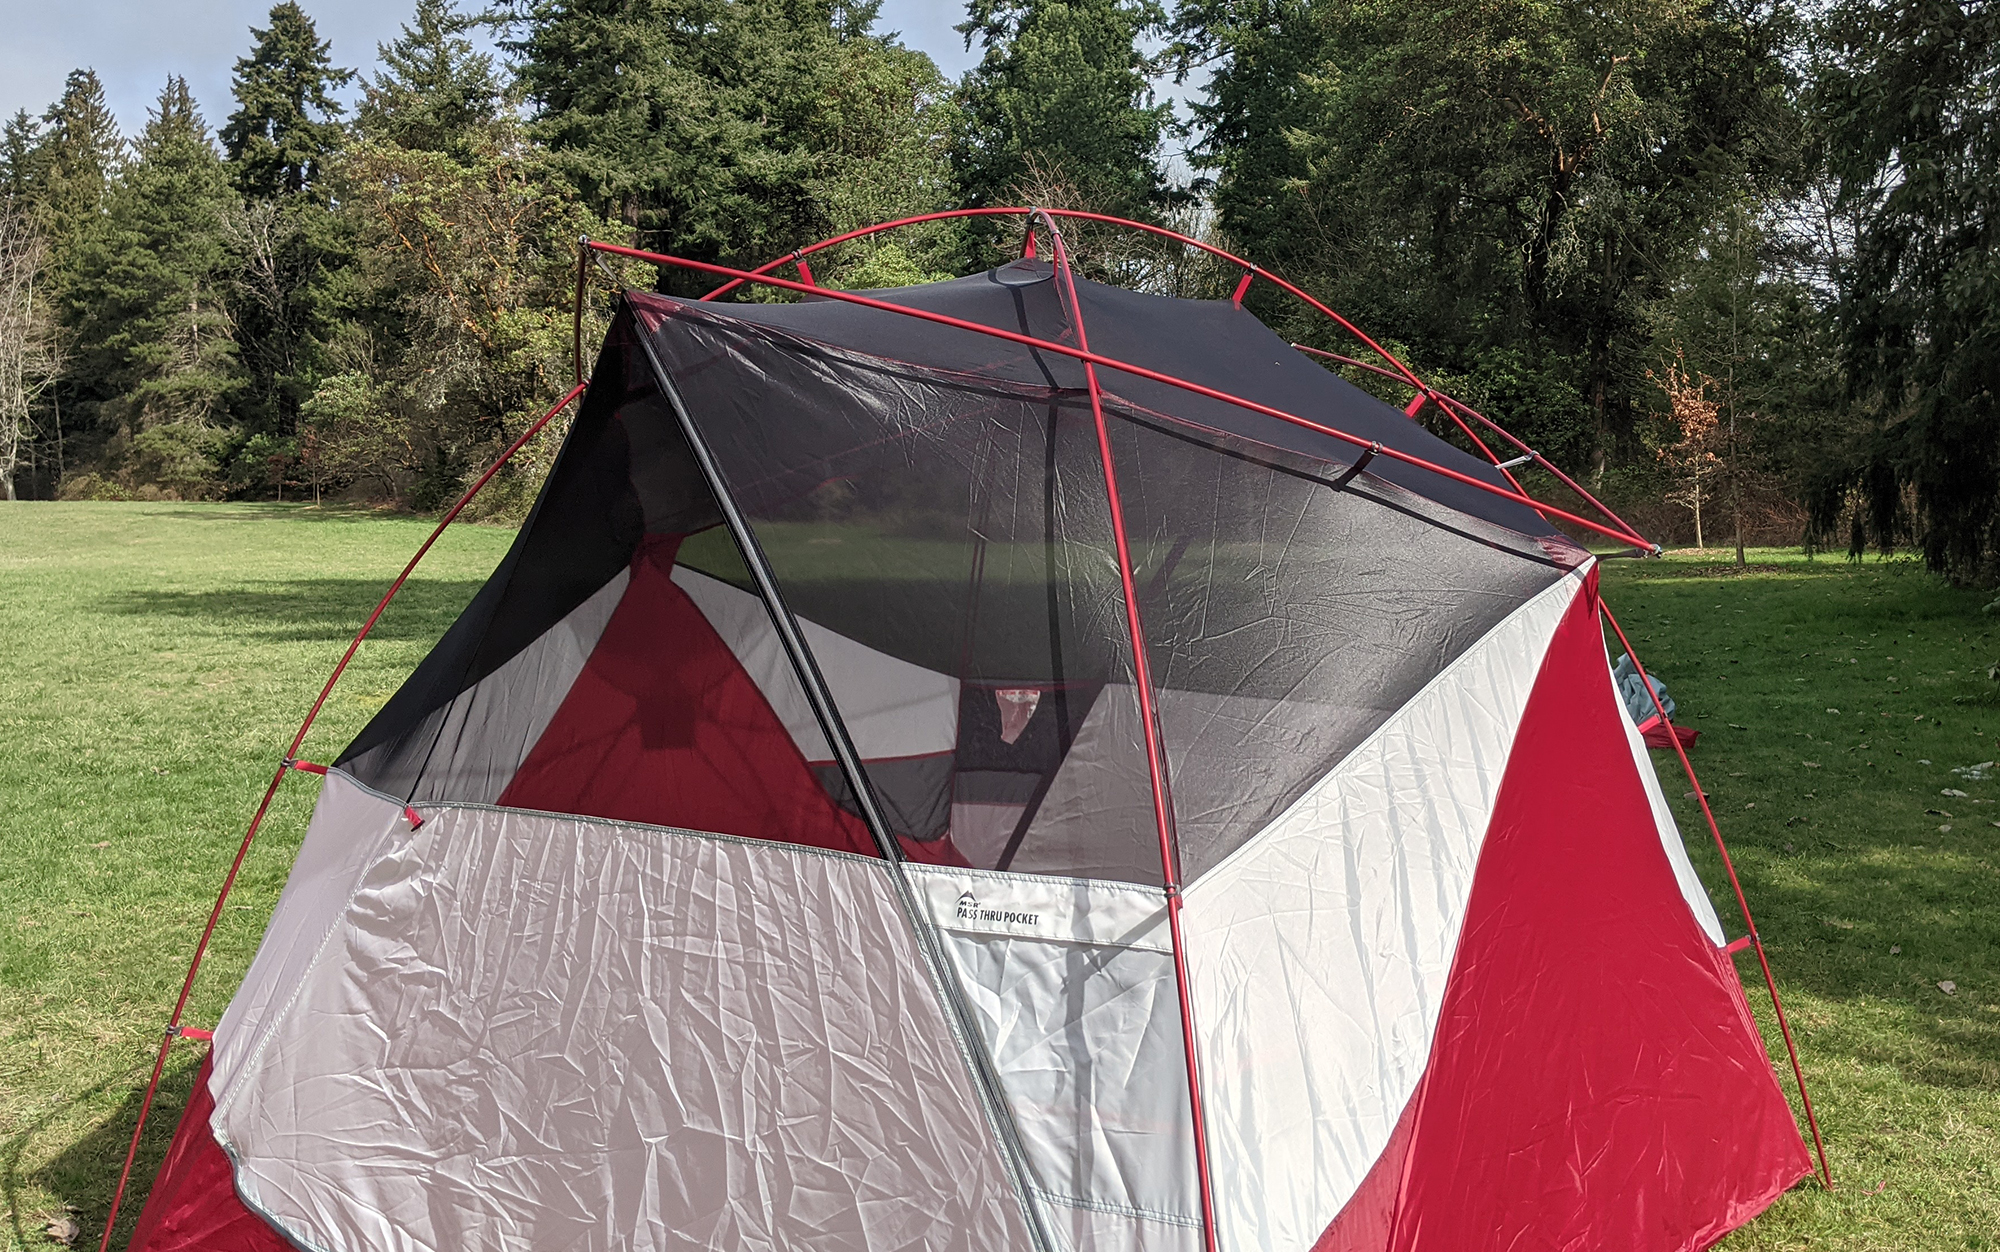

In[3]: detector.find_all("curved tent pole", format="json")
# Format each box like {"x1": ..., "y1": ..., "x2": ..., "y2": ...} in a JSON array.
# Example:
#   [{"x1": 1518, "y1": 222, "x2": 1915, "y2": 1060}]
[
  {"x1": 96, "y1": 380, "x2": 587, "y2": 1252},
  {"x1": 1291, "y1": 332, "x2": 1829, "y2": 1188},
  {"x1": 1290, "y1": 344, "x2": 1652, "y2": 551},
  {"x1": 1599, "y1": 605, "x2": 1834, "y2": 1190},
  {"x1": 589, "y1": 241, "x2": 1654, "y2": 554},
  {"x1": 1034, "y1": 210, "x2": 1222, "y2": 1252},
  {"x1": 626, "y1": 316, "x2": 1058, "y2": 1252}
]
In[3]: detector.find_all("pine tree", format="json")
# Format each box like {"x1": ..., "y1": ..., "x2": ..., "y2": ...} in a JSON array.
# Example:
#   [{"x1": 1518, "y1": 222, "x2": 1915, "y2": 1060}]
[
  {"x1": 64, "y1": 77, "x2": 241, "y2": 495},
  {"x1": 358, "y1": 0, "x2": 502, "y2": 156},
  {"x1": 31, "y1": 70, "x2": 124, "y2": 244},
  {"x1": 2, "y1": 111, "x2": 44, "y2": 203},
  {"x1": 953, "y1": 0, "x2": 1173, "y2": 220},
  {"x1": 221, "y1": 2, "x2": 354, "y2": 199},
  {"x1": 510, "y1": 0, "x2": 953, "y2": 288}
]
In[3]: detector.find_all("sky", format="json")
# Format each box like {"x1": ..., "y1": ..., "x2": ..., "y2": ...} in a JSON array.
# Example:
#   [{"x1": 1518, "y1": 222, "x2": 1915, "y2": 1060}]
[{"x1": 0, "y1": 1, "x2": 983, "y2": 137}]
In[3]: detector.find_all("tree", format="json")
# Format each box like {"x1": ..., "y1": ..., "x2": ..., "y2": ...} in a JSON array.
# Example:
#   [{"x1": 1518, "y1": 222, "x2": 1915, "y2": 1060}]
[
  {"x1": 1651, "y1": 350, "x2": 1727, "y2": 548},
  {"x1": 954, "y1": 0, "x2": 1174, "y2": 221},
  {"x1": 24, "y1": 69, "x2": 124, "y2": 252},
  {"x1": 61, "y1": 78, "x2": 242, "y2": 497},
  {"x1": 221, "y1": 2, "x2": 354, "y2": 200},
  {"x1": 0, "y1": 210, "x2": 63, "y2": 500},
  {"x1": 1177, "y1": 0, "x2": 1801, "y2": 479},
  {"x1": 1816, "y1": 0, "x2": 2000, "y2": 581},
  {"x1": 357, "y1": 0, "x2": 503, "y2": 157},
  {"x1": 510, "y1": 0, "x2": 956, "y2": 289}
]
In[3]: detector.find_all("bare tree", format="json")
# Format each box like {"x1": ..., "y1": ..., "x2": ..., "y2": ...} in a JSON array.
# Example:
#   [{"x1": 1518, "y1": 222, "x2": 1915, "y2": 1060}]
[{"x1": 0, "y1": 209, "x2": 64, "y2": 500}]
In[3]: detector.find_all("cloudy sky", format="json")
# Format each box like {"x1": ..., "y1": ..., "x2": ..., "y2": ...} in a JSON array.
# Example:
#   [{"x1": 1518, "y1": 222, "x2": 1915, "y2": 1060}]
[{"x1": 0, "y1": 1, "x2": 982, "y2": 135}]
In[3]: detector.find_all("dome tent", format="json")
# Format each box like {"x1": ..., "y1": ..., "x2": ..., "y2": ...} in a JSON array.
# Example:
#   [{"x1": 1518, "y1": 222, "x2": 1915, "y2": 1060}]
[{"x1": 110, "y1": 211, "x2": 1824, "y2": 1252}]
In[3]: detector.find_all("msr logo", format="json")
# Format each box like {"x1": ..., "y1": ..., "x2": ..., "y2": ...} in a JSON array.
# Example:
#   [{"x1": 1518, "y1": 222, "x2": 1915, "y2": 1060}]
[{"x1": 955, "y1": 891, "x2": 1040, "y2": 928}]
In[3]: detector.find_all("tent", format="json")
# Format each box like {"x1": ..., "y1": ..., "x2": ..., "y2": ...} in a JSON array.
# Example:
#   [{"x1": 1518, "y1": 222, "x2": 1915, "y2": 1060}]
[{"x1": 110, "y1": 211, "x2": 1825, "y2": 1252}]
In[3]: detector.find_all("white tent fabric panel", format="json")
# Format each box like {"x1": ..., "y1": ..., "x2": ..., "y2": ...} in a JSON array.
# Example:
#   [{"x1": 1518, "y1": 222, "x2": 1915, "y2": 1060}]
[
  {"x1": 907, "y1": 866, "x2": 1199, "y2": 1252},
  {"x1": 1607, "y1": 653, "x2": 1728, "y2": 945},
  {"x1": 212, "y1": 771, "x2": 411, "y2": 1099},
  {"x1": 672, "y1": 565, "x2": 958, "y2": 763},
  {"x1": 403, "y1": 569, "x2": 630, "y2": 804},
  {"x1": 1178, "y1": 567, "x2": 1587, "y2": 1252},
  {"x1": 208, "y1": 782, "x2": 1030, "y2": 1252}
]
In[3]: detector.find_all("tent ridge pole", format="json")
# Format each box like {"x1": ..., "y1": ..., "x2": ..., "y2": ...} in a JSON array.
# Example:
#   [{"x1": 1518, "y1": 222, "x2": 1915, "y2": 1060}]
[
  {"x1": 95, "y1": 379, "x2": 586, "y2": 1252},
  {"x1": 1600, "y1": 600, "x2": 1832, "y2": 1189},
  {"x1": 629, "y1": 320, "x2": 1059, "y2": 1252},
  {"x1": 1036, "y1": 211, "x2": 1223, "y2": 1252}
]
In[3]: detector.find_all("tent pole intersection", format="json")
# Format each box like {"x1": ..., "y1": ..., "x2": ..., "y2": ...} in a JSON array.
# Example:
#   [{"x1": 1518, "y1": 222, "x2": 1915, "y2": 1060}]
[{"x1": 1037, "y1": 210, "x2": 1223, "y2": 1252}]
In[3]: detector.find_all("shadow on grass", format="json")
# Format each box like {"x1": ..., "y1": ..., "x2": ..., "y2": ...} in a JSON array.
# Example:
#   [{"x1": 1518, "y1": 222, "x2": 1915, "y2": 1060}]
[
  {"x1": 96, "y1": 579, "x2": 490, "y2": 643},
  {"x1": 3, "y1": 1048, "x2": 202, "y2": 1252}
]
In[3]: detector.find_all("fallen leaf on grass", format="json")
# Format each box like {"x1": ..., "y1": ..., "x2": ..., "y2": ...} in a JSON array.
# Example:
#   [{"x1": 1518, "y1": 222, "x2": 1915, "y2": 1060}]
[
  {"x1": 1927, "y1": 809, "x2": 1952, "y2": 817},
  {"x1": 44, "y1": 1216, "x2": 76, "y2": 1245},
  {"x1": 1891, "y1": 945, "x2": 1902, "y2": 954},
  {"x1": 90, "y1": 841, "x2": 109, "y2": 848},
  {"x1": 1802, "y1": 761, "x2": 1821, "y2": 768},
  {"x1": 1939, "y1": 980, "x2": 1958, "y2": 995},
  {"x1": 1826, "y1": 708, "x2": 1840, "y2": 714},
  {"x1": 1940, "y1": 824, "x2": 1953, "y2": 833},
  {"x1": 1943, "y1": 788, "x2": 1969, "y2": 797}
]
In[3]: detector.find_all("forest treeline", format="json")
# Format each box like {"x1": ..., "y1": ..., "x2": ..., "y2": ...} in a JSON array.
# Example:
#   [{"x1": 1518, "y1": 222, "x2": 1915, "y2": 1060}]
[{"x1": 0, "y1": 0, "x2": 1994, "y2": 581}]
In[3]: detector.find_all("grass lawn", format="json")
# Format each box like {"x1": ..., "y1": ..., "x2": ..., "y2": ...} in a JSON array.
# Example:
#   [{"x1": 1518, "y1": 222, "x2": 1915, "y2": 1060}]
[{"x1": 1, "y1": 502, "x2": 1996, "y2": 1250}]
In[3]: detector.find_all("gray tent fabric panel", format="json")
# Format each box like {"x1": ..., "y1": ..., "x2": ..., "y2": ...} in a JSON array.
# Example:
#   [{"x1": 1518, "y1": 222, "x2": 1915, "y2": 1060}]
[
  {"x1": 906, "y1": 867, "x2": 1199, "y2": 1252},
  {"x1": 1105, "y1": 409, "x2": 1571, "y2": 880},
  {"x1": 339, "y1": 570, "x2": 630, "y2": 805},
  {"x1": 209, "y1": 785, "x2": 1033, "y2": 1252}
]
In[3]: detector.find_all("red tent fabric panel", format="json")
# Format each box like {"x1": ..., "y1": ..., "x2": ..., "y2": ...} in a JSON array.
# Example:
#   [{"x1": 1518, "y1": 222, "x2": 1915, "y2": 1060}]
[
  {"x1": 125, "y1": 1052, "x2": 289, "y2": 1252},
  {"x1": 1351, "y1": 573, "x2": 1811, "y2": 1250},
  {"x1": 1310, "y1": 1086, "x2": 1421, "y2": 1252},
  {"x1": 498, "y1": 535, "x2": 876, "y2": 856}
]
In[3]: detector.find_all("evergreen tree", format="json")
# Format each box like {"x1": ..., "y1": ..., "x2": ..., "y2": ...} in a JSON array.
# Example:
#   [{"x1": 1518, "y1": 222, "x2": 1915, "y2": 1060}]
[
  {"x1": 358, "y1": 0, "x2": 502, "y2": 156},
  {"x1": 222, "y1": 2, "x2": 354, "y2": 199},
  {"x1": 510, "y1": 0, "x2": 951, "y2": 289},
  {"x1": 953, "y1": 0, "x2": 1174, "y2": 220},
  {"x1": 2, "y1": 111, "x2": 44, "y2": 202},
  {"x1": 29, "y1": 69, "x2": 124, "y2": 245},
  {"x1": 63, "y1": 77, "x2": 241, "y2": 495}
]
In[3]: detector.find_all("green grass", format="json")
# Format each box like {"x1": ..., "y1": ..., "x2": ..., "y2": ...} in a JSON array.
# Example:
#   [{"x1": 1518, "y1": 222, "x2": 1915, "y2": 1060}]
[
  {"x1": 0, "y1": 503, "x2": 514, "y2": 1251},
  {"x1": 0, "y1": 506, "x2": 1995, "y2": 1250}
]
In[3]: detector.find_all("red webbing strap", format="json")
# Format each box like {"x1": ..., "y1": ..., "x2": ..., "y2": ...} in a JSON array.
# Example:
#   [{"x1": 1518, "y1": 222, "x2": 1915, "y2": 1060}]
[
  {"x1": 1040, "y1": 213, "x2": 1222, "y2": 1252},
  {"x1": 793, "y1": 252, "x2": 816, "y2": 287},
  {"x1": 1599, "y1": 602, "x2": 1832, "y2": 1189},
  {"x1": 97, "y1": 380, "x2": 586, "y2": 1252},
  {"x1": 1231, "y1": 268, "x2": 1255, "y2": 306},
  {"x1": 594, "y1": 242, "x2": 1652, "y2": 553}
]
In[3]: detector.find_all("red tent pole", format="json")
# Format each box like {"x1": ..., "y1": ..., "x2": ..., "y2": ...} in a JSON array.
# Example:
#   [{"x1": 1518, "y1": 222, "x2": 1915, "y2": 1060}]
[
  {"x1": 1598, "y1": 603, "x2": 1833, "y2": 1189},
  {"x1": 1291, "y1": 343, "x2": 1654, "y2": 548},
  {"x1": 96, "y1": 381, "x2": 586, "y2": 1252},
  {"x1": 1037, "y1": 212, "x2": 1222, "y2": 1252},
  {"x1": 595, "y1": 242, "x2": 1653, "y2": 553}
]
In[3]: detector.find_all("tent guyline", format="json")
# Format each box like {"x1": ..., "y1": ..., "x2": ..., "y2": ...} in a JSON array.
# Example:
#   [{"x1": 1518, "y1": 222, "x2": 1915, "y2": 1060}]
[
  {"x1": 588, "y1": 239, "x2": 1656, "y2": 554},
  {"x1": 1037, "y1": 210, "x2": 1221, "y2": 1252},
  {"x1": 95, "y1": 380, "x2": 588, "y2": 1252},
  {"x1": 108, "y1": 210, "x2": 1828, "y2": 1252}
]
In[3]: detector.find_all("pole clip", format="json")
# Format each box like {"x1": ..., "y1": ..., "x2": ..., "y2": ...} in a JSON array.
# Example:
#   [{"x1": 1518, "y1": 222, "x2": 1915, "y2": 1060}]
[{"x1": 1331, "y1": 442, "x2": 1381, "y2": 490}]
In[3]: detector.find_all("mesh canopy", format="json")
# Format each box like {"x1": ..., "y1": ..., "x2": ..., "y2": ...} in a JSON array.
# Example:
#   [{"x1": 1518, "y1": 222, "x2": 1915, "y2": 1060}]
[{"x1": 341, "y1": 276, "x2": 1578, "y2": 886}]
